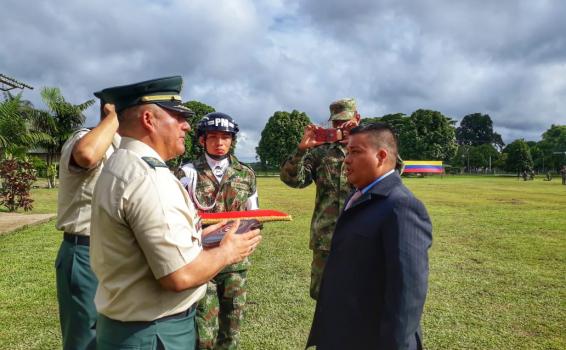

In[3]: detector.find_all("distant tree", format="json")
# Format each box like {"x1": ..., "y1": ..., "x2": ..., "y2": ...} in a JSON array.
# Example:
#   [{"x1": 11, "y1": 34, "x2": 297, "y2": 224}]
[
  {"x1": 256, "y1": 110, "x2": 311, "y2": 169},
  {"x1": 537, "y1": 124, "x2": 566, "y2": 171},
  {"x1": 361, "y1": 117, "x2": 379, "y2": 124},
  {"x1": 362, "y1": 113, "x2": 413, "y2": 159},
  {"x1": 503, "y1": 139, "x2": 533, "y2": 174},
  {"x1": 526, "y1": 141, "x2": 544, "y2": 171},
  {"x1": 179, "y1": 100, "x2": 215, "y2": 163},
  {"x1": 33, "y1": 87, "x2": 95, "y2": 188},
  {"x1": 469, "y1": 144, "x2": 500, "y2": 172},
  {"x1": 400, "y1": 109, "x2": 457, "y2": 161},
  {"x1": 493, "y1": 152, "x2": 507, "y2": 170},
  {"x1": 456, "y1": 113, "x2": 504, "y2": 150}
]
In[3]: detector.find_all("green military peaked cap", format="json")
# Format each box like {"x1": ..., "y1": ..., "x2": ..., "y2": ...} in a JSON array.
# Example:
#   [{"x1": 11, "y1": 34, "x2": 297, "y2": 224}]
[
  {"x1": 94, "y1": 76, "x2": 194, "y2": 117},
  {"x1": 329, "y1": 98, "x2": 357, "y2": 121}
]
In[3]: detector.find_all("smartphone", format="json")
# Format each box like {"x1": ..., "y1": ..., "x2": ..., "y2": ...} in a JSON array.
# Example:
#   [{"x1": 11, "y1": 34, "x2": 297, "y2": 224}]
[
  {"x1": 202, "y1": 219, "x2": 262, "y2": 248},
  {"x1": 314, "y1": 128, "x2": 343, "y2": 143}
]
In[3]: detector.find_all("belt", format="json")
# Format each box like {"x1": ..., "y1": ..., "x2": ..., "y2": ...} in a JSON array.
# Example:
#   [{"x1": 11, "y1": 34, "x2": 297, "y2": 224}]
[
  {"x1": 155, "y1": 303, "x2": 197, "y2": 323},
  {"x1": 63, "y1": 232, "x2": 90, "y2": 246}
]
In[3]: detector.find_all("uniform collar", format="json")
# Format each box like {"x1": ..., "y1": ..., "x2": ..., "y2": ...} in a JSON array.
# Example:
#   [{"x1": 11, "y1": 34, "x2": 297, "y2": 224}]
[
  {"x1": 120, "y1": 137, "x2": 164, "y2": 163},
  {"x1": 205, "y1": 153, "x2": 230, "y2": 171},
  {"x1": 205, "y1": 154, "x2": 230, "y2": 182}
]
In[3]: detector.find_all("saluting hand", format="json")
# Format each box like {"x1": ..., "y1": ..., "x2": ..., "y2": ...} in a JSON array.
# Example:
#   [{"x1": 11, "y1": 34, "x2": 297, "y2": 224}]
[
  {"x1": 102, "y1": 103, "x2": 118, "y2": 120},
  {"x1": 219, "y1": 220, "x2": 262, "y2": 264}
]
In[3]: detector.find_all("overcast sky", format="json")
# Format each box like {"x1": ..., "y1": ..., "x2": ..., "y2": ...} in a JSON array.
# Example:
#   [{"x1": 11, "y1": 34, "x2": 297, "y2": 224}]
[{"x1": 2, "y1": 0, "x2": 565, "y2": 161}]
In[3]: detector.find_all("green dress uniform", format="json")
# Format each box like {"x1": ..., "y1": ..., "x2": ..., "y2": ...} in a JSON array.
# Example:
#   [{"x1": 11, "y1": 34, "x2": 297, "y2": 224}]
[
  {"x1": 55, "y1": 129, "x2": 120, "y2": 350},
  {"x1": 91, "y1": 137, "x2": 206, "y2": 349},
  {"x1": 179, "y1": 154, "x2": 258, "y2": 350},
  {"x1": 280, "y1": 143, "x2": 352, "y2": 299}
]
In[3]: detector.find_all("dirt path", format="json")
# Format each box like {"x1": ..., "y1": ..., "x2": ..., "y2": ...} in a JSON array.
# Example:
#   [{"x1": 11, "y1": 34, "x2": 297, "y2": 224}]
[{"x1": 0, "y1": 212, "x2": 56, "y2": 235}]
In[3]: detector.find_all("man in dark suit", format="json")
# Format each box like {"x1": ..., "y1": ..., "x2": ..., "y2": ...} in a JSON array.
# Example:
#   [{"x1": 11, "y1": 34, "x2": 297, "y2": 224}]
[{"x1": 307, "y1": 122, "x2": 432, "y2": 350}]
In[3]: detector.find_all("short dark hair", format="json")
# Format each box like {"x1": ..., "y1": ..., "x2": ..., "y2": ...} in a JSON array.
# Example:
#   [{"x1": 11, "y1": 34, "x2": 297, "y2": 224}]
[{"x1": 349, "y1": 122, "x2": 399, "y2": 158}]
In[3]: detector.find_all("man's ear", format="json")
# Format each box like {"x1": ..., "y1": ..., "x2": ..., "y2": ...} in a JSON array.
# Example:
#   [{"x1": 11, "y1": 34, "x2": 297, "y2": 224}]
[
  {"x1": 140, "y1": 108, "x2": 157, "y2": 132},
  {"x1": 377, "y1": 148, "x2": 388, "y2": 165},
  {"x1": 198, "y1": 136, "x2": 205, "y2": 146}
]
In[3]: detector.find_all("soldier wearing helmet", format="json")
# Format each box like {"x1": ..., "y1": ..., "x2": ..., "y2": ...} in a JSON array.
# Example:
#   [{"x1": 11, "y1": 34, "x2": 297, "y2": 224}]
[{"x1": 178, "y1": 112, "x2": 258, "y2": 350}]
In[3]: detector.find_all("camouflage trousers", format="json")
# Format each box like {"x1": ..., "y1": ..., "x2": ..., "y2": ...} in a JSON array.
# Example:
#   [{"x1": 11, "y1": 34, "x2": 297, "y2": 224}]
[
  {"x1": 196, "y1": 270, "x2": 247, "y2": 350},
  {"x1": 310, "y1": 250, "x2": 330, "y2": 300}
]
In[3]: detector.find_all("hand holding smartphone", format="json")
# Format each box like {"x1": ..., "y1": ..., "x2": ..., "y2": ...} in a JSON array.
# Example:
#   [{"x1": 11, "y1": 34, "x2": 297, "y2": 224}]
[{"x1": 313, "y1": 127, "x2": 343, "y2": 143}]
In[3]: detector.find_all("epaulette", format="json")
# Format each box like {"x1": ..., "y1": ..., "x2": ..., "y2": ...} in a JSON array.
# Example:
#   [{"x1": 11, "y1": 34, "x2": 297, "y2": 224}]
[{"x1": 142, "y1": 157, "x2": 168, "y2": 169}]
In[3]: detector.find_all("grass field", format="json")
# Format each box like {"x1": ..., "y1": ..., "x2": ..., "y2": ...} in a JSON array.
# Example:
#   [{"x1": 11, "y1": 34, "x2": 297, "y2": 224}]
[{"x1": 0, "y1": 176, "x2": 565, "y2": 349}]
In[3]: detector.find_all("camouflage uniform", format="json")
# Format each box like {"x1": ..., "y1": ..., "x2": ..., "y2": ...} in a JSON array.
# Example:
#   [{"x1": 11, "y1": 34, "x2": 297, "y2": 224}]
[
  {"x1": 280, "y1": 143, "x2": 352, "y2": 299},
  {"x1": 181, "y1": 154, "x2": 257, "y2": 350}
]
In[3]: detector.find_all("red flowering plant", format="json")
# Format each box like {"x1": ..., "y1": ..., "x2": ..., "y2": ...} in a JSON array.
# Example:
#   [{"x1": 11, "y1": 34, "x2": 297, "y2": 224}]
[{"x1": 0, "y1": 157, "x2": 37, "y2": 212}]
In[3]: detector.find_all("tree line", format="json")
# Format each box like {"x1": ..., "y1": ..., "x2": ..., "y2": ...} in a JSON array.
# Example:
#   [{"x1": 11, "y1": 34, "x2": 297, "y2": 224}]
[
  {"x1": 2, "y1": 89, "x2": 565, "y2": 179},
  {"x1": 256, "y1": 110, "x2": 566, "y2": 175}
]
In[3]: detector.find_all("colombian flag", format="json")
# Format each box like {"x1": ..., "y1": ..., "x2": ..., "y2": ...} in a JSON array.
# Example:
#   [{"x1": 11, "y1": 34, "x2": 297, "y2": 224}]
[{"x1": 403, "y1": 161, "x2": 444, "y2": 174}]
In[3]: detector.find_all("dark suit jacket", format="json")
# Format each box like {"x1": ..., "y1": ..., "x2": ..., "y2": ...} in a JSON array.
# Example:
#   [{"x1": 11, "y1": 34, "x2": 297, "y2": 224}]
[{"x1": 307, "y1": 172, "x2": 432, "y2": 350}]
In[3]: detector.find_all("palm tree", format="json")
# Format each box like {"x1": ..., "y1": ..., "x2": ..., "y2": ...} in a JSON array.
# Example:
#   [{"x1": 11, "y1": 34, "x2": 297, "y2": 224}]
[
  {"x1": 0, "y1": 92, "x2": 52, "y2": 158},
  {"x1": 32, "y1": 87, "x2": 95, "y2": 188}
]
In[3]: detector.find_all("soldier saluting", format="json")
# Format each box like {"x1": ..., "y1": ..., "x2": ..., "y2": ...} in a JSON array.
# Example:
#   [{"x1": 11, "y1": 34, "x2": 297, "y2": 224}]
[{"x1": 178, "y1": 112, "x2": 258, "y2": 350}]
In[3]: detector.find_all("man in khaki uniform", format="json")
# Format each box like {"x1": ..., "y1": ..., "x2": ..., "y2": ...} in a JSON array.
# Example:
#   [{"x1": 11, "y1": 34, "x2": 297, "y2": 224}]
[
  {"x1": 55, "y1": 100, "x2": 119, "y2": 350},
  {"x1": 90, "y1": 76, "x2": 261, "y2": 350}
]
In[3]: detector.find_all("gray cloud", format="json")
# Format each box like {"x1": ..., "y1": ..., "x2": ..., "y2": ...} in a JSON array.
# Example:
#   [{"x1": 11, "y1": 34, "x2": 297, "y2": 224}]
[{"x1": 1, "y1": 0, "x2": 565, "y2": 161}]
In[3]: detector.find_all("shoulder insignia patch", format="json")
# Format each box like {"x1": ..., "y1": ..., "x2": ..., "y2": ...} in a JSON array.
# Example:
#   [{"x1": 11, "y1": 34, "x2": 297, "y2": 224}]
[{"x1": 142, "y1": 157, "x2": 168, "y2": 169}]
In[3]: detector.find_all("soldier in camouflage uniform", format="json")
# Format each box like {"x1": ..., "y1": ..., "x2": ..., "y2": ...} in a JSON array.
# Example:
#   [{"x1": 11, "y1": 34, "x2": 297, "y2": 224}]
[
  {"x1": 280, "y1": 98, "x2": 360, "y2": 300},
  {"x1": 179, "y1": 112, "x2": 258, "y2": 350}
]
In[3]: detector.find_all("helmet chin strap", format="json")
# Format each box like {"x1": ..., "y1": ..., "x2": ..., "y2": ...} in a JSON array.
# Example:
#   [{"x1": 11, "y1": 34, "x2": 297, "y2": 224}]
[{"x1": 205, "y1": 150, "x2": 229, "y2": 160}]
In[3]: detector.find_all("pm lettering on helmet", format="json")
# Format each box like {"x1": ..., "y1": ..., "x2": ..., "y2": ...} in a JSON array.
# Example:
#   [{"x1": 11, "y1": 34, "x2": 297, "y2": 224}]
[
  {"x1": 214, "y1": 118, "x2": 234, "y2": 129},
  {"x1": 197, "y1": 112, "x2": 239, "y2": 138}
]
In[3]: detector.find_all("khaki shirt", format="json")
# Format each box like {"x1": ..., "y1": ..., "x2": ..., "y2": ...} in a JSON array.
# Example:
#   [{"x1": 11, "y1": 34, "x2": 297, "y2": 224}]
[
  {"x1": 56, "y1": 129, "x2": 120, "y2": 236},
  {"x1": 91, "y1": 137, "x2": 206, "y2": 322}
]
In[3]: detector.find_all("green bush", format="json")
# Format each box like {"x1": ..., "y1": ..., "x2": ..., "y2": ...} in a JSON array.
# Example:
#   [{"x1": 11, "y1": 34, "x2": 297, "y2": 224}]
[{"x1": 28, "y1": 156, "x2": 48, "y2": 177}]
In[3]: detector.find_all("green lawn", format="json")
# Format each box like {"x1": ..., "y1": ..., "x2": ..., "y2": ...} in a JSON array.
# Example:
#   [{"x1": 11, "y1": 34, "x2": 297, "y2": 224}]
[
  {"x1": 0, "y1": 176, "x2": 564, "y2": 349},
  {"x1": 0, "y1": 185, "x2": 58, "y2": 214}
]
